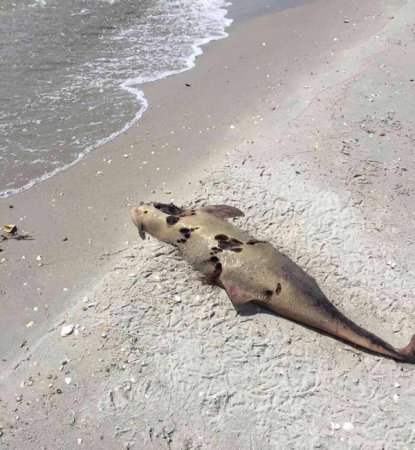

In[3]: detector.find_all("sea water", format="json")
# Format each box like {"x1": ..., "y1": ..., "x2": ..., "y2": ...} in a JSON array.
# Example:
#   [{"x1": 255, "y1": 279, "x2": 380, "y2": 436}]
[{"x1": 0, "y1": 0, "x2": 231, "y2": 197}]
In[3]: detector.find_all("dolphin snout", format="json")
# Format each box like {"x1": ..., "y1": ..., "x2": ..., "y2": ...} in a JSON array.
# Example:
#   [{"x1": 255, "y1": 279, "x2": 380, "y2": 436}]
[{"x1": 130, "y1": 206, "x2": 146, "y2": 240}]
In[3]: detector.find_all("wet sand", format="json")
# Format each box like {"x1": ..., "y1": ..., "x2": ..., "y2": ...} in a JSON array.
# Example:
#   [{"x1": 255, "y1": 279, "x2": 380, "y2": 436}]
[{"x1": 1, "y1": 0, "x2": 414, "y2": 448}]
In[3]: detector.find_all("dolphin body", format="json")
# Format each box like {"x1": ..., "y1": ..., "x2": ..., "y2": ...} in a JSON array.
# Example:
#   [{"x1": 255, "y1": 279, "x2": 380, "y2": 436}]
[{"x1": 130, "y1": 202, "x2": 415, "y2": 363}]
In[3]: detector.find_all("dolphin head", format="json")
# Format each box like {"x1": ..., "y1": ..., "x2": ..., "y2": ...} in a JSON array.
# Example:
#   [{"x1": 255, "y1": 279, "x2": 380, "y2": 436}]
[{"x1": 130, "y1": 202, "x2": 185, "y2": 243}]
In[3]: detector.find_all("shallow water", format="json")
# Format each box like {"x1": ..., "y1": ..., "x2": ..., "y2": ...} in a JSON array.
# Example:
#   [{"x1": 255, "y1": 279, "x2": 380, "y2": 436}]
[{"x1": 0, "y1": 0, "x2": 231, "y2": 197}]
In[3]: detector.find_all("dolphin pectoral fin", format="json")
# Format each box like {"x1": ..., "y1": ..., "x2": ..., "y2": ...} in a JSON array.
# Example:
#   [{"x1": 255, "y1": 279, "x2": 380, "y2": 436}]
[
  {"x1": 220, "y1": 278, "x2": 253, "y2": 305},
  {"x1": 201, "y1": 205, "x2": 245, "y2": 219},
  {"x1": 138, "y1": 224, "x2": 146, "y2": 240}
]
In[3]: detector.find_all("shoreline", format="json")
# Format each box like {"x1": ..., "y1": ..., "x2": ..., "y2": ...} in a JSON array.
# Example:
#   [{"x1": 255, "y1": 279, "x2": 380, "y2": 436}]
[{"x1": 1, "y1": 0, "x2": 414, "y2": 447}]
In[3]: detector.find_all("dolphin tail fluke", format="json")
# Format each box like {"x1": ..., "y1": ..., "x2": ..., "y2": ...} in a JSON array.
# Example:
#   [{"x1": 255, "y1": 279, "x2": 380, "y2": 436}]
[
  {"x1": 268, "y1": 292, "x2": 415, "y2": 364},
  {"x1": 329, "y1": 317, "x2": 415, "y2": 364},
  {"x1": 397, "y1": 334, "x2": 415, "y2": 363},
  {"x1": 316, "y1": 308, "x2": 415, "y2": 364}
]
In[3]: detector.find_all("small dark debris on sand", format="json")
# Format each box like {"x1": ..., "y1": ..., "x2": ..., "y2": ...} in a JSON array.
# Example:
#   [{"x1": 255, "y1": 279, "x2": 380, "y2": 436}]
[{"x1": 1, "y1": 225, "x2": 33, "y2": 242}]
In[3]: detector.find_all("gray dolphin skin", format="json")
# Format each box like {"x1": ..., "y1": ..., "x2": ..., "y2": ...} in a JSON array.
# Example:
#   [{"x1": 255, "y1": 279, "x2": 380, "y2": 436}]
[{"x1": 130, "y1": 202, "x2": 415, "y2": 363}]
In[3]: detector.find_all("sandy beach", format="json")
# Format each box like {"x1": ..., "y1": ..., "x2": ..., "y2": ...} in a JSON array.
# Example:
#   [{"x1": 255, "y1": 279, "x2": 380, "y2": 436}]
[{"x1": 1, "y1": 0, "x2": 415, "y2": 448}]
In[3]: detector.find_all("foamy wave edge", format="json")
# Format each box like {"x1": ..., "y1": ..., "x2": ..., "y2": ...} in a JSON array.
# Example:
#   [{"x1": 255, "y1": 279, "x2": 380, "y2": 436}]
[{"x1": 0, "y1": 2, "x2": 233, "y2": 199}]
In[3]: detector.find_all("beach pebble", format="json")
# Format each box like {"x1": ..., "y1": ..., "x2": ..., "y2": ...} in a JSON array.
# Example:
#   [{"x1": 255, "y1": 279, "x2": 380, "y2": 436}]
[
  {"x1": 386, "y1": 261, "x2": 396, "y2": 269},
  {"x1": 61, "y1": 324, "x2": 75, "y2": 337},
  {"x1": 65, "y1": 410, "x2": 76, "y2": 426},
  {"x1": 343, "y1": 422, "x2": 354, "y2": 431},
  {"x1": 64, "y1": 377, "x2": 72, "y2": 385},
  {"x1": 123, "y1": 154, "x2": 129, "y2": 158}
]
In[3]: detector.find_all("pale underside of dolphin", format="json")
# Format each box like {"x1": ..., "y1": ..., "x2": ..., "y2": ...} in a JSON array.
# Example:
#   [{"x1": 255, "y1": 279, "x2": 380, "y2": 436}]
[{"x1": 130, "y1": 202, "x2": 415, "y2": 363}]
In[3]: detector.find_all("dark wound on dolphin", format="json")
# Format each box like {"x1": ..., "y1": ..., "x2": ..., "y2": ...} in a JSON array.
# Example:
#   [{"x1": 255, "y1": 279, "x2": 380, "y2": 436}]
[
  {"x1": 247, "y1": 239, "x2": 265, "y2": 245},
  {"x1": 213, "y1": 262, "x2": 222, "y2": 278},
  {"x1": 166, "y1": 215, "x2": 180, "y2": 225},
  {"x1": 154, "y1": 202, "x2": 183, "y2": 215},
  {"x1": 218, "y1": 238, "x2": 243, "y2": 251}
]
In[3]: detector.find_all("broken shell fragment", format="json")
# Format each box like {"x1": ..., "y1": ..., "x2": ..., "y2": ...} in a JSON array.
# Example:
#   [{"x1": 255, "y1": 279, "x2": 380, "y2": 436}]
[
  {"x1": 3, "y1": 224, "x2": 17, "y2": 234},
  {"x1": 60, "y1": 324, "x2": 75, "y2": 337}
]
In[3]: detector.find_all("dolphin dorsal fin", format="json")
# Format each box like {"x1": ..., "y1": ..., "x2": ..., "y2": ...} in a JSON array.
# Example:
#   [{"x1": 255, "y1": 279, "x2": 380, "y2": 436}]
[{"x1": 201, "y1": 204, "x2": 245, "y2": 219}]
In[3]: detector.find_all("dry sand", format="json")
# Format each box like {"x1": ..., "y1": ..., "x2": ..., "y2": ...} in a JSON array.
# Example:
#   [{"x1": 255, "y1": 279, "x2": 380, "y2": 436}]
[{"x1": 1, "y1": 0, "x2": 415, "y2": 448}]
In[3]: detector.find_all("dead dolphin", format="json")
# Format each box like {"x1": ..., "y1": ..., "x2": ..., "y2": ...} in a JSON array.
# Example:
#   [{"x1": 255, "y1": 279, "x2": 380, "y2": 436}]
[{"x1": 130, "y1": 202, "x2": 415, "y2": 363}]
